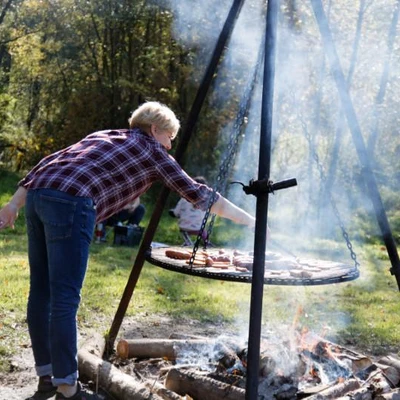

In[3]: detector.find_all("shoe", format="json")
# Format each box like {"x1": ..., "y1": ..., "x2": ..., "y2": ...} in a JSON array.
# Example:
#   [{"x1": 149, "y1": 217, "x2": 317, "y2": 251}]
[
  {"x1": 55, "y1": 381, "x2": 100, "y2": 399},
  {"x1": 38, "y1": 375, "x2": 56, "y2": 393}
]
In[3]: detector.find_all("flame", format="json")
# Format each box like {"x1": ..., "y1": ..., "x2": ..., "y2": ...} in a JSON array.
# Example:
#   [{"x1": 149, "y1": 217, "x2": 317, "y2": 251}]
[
  {"x1": 310, "y1": 366, "x2": 320, "y2": 380},
  {"x1": 292, "y1": 304, "x2": 304, "y2": 330}
]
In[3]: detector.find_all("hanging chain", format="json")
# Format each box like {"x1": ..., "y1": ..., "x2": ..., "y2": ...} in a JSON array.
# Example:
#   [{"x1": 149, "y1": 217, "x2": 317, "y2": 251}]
[
  {"x1": 188, "y1": 44, "x2": 264, "y2": 269},
  {"x1": 298, "y1": 106, "x2": 360, "y2": 269}
]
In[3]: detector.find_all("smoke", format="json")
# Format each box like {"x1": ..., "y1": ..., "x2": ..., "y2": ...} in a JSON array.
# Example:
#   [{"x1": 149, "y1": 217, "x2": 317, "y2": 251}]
[
  {"x1": 165, "y1": 0, "x2": 264, "y2": 73},
  {"x1": 161, "y1": 0, "x2": 400, "y2": 356},
  {"x1": 163, "y1": 0, "x2": 399, "y2": 248}
]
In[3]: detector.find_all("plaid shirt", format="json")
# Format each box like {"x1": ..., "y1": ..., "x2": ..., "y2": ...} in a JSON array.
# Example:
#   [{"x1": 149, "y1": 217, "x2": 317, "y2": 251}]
[{"x1": 19, "y1": 128, "x2": 217, "y2": 223}]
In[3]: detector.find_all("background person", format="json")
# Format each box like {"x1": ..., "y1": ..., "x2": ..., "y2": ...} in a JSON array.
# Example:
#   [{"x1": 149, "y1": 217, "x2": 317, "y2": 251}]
[
  {"x1": 169, "y1": 176, "x2": 209, "y2": 246},
  {"x1": 0, "y1": 101, "x2": 255, "y2": 400},
  {"x1": 96, "y1": 197, "x2": 145, "y2": 242}
]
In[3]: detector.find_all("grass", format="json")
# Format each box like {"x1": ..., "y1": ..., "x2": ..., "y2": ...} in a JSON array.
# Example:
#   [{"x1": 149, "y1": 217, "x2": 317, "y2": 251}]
[
  {"x1": 0, "y1": 232, "x2": 255, "y2": 373},
  {"x1": 1, "y1": 169, "x2": 400, "y2": 374}
]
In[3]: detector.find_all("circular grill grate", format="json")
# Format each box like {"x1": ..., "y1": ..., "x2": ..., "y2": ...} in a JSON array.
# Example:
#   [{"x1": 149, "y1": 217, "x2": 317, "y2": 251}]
[{"x1": 146, "y1": 246, "x2": 359, "y2": 286}]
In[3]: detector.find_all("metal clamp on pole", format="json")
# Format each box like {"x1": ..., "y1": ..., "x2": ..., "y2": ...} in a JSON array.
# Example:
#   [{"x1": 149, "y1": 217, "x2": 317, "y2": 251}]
[{"x1": 231, "y1": 177, "x2": 297, "y2": 196}]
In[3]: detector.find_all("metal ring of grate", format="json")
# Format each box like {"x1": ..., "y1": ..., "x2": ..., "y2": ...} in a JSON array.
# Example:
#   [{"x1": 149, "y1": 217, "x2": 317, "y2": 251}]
[{"x1": 145, "y1": 247, "x2": 360, "y2": 286}]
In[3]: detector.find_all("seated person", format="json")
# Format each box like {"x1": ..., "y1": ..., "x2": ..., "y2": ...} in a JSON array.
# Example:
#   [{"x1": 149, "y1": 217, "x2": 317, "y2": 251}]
[
  {"x1": 97, "y1": 197, "x2": 145, "y2": 241},
  {"x1": 169, "y1": 176, "x2": 209, "y2": 246}
]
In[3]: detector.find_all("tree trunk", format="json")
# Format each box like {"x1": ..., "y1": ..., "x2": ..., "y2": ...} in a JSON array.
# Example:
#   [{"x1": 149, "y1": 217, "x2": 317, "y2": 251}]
[
  {"x1": 323, "y1": 0, "x2": 366, "y2": 205},
  {"x1": 367, "y1": 0, "x2": 400, "y2": 159}
]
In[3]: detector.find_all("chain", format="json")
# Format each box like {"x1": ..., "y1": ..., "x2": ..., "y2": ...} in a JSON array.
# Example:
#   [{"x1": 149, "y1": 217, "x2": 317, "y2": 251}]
[
  {"x1": 298, "y1": 107, "x2": 360, "y2": 269},
  {"x1": 188, "y1": 43, "x2": 264, "y2": 269}
]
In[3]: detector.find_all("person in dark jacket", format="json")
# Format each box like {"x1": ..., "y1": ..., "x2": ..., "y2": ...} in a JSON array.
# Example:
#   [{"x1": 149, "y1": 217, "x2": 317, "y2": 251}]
[{"x1": 96, "y1": 197, "x2": 145, "y2": 242}]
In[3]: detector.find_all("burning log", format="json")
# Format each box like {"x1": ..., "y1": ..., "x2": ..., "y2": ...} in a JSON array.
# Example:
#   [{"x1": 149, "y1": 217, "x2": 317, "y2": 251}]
[
  {"x1": 259, "y1": 353, "x2": 276, "y2": 377},
  {"x1": 274, "y1": 383, "x2": 298, "y2": 399},
  {"x1": 335, "y1": 386, "x2": 373, "y2": 400},
  {"x1": 165, "y1": 368, "x2": 245, "y2": 400},
  {"x1": 377, "y1": 356, "x2": 400, "y2": 386},
  {"x1": 301, "y1": 336, "x2": 372, "y2": 374},
  {"x1": 301, "y1": 348, "x2": 352, "y2": 381},
  {"x1": 375, "y1": 363, "x2": 400, "y2": 388},
  {"x1": 366, "y1": 369, "x2": 393, "y2": 394},
  {"x1": 116, "y1": 338, "x2": 239, "y2": 368},
  {"x1": 305, "y1": 378, "x2": 360, "y2": 399},
  {"x1": 297, "y1": 384, "x2": 335, "y2": 399},
  {"x1": 375, "y1": 388, "x2": 400, "y2": 399},
  {"x1": 339, "y1": 353, "x2": 372, "y2": 374},
  {"x1": 357, "y1": 363, "x2": 397, "y2": 392}
]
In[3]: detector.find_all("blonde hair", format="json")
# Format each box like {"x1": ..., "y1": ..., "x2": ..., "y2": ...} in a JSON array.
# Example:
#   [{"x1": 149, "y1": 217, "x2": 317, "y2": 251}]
[{"x1": 129, "y1": 101, "x2": 180, "y2": 139}]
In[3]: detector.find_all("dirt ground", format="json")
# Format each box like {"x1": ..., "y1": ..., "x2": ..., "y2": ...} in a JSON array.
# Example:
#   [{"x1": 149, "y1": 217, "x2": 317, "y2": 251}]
[{"x1": 0, "y1": 314, "x2": 232, "y2": 400}]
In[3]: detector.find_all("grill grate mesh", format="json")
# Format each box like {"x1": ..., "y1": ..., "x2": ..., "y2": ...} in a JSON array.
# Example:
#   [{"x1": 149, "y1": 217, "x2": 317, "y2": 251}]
[{"x1": 146, "y1": 247, "x2": 359, "y2": 286}]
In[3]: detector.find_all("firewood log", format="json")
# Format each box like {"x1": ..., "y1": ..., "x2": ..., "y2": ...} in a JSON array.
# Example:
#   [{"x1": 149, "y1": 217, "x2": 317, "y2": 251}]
[
  {"x1": 377, "y1": 356, "x2": 400, "y2": 385},
  {"x1": 165, "y1": 368, "x2": 245, "y2": 400},
  {"x1": 144, "y1": 381, "x2": 186, "y2": 400},
  {"x1": 378, "y1": 355, "x2": 400, "y2": 370},
  {"x1": 305, "y1": 378, "x2": 360, "y2": 399},
  {"x1": 78, "y1": 333, "x2": 163, "y2": 400},
  {"x1": 335, "y1": 386, "x2": 373, "y2": 400},
  {"x1": 297, "y1": 384, "x2": 333, "y2": 398},
  {"x1": 117, "y1": 338, "x2": 214, "y2": 360},
  {"x1": 375, "y1": 363, "x2": 400, "y2": 387},
  {"x1": 117, "y1": 338, "x2": 239, "y2": 370},
  {"x1": 374, "y1": 389, "x2": 400, "y2": 399},
  {"x1": 365, "y1": 369, "x2": 393, "y2": 393}
]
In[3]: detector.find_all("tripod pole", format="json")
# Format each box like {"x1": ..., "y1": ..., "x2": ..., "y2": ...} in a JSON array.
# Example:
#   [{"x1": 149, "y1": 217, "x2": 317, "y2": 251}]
[{"x1": 245, "y1": 0, "x2": 278, "y2": 398}]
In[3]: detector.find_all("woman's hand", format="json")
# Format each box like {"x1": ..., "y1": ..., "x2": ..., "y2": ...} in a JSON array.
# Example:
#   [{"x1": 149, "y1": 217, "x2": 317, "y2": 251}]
[
  {"x1": 0, "y1": 202, "x2": 19, "y2": 230},
  {"x1": 0, "y1": 186, "x2": 27, "y2": 230}
]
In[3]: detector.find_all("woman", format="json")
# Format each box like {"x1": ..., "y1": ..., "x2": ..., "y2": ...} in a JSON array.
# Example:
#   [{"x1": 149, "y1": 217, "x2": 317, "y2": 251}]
[{"x1": 0, "y1": 101, "x2": 255, "y2": 400}]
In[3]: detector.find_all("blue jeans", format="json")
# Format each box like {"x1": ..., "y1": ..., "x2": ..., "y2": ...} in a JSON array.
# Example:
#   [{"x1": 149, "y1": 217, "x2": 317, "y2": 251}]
[{"x1": 25, "y1": 188, "x2": 96, "y2": 385}]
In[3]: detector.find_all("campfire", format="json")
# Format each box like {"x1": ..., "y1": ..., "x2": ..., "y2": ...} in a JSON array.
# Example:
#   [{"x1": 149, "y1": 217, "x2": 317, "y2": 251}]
[
  {"x1": 91, "y1": 247, "x2": 368, "y2": 400},
  {"x1": 90, "y1": 328, "x2": 400, "y2": 400}
]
